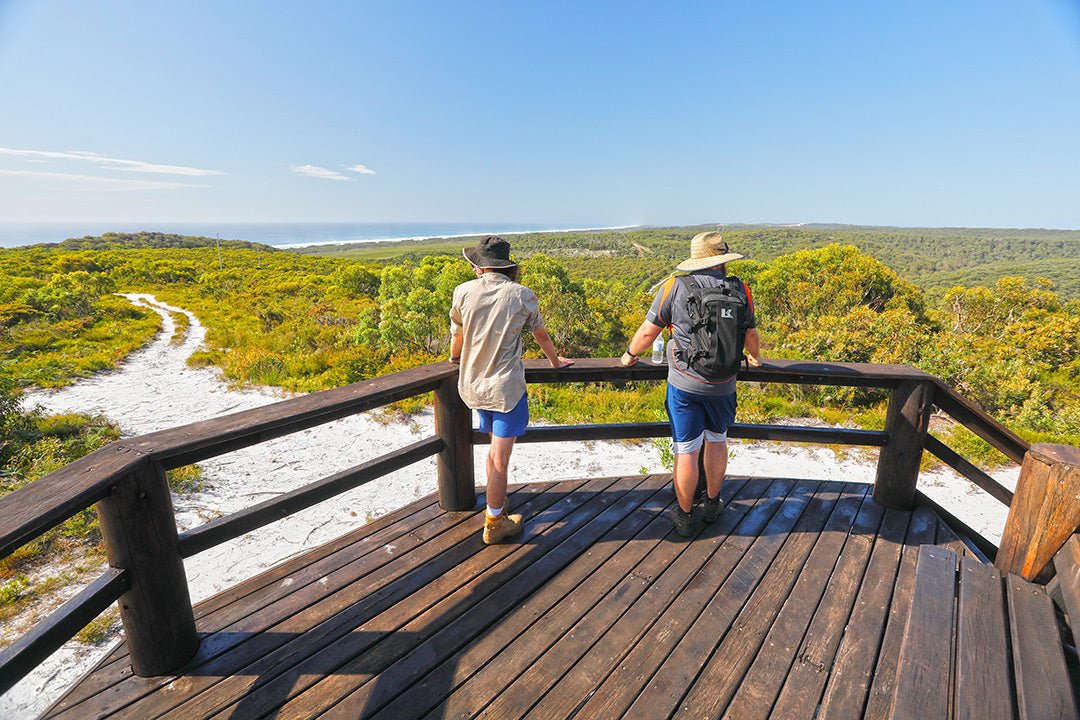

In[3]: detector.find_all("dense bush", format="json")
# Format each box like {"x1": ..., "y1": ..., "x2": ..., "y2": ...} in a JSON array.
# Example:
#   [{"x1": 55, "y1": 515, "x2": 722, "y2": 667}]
[{"x1": 1, "y1": 232, "x2": 1077, "y2": 459}]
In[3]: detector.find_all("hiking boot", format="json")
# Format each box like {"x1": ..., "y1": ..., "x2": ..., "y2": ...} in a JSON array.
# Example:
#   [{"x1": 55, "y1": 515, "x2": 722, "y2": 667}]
[
  {"x1": 702, "y1": 494, "x2": 722, "y2": 524},
  {"x1": 483, "y1": 512, "x2": 524, "y2": 545},
  {"x1": 667, "y1": 507, "x2": 694, "y2": 537}
]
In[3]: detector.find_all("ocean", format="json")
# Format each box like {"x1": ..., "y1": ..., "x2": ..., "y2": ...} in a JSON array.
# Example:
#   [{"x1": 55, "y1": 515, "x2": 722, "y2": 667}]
[{"x1": 0, "y1": 222, "x2": 634, "y2": 249}]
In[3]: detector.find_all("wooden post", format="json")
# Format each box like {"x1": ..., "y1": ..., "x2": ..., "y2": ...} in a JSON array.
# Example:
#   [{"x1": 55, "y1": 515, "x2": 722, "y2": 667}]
[
  {"x1": 95, "y1": 461, "x2": 199, "y2": 676},
  {"x1": 873, "y1": 380, "x2": 933, "y2": 509},
  {"x1": 996, "y1": 443, "x2": 1080, "y2": 581},
  {"x1": 433, "y1": 375, "x2": 476, "y2": 511}
]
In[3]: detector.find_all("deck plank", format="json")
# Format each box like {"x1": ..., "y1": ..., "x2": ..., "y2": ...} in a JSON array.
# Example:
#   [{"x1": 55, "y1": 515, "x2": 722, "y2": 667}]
[
  {"x1": 889, "y1": 545, "x2": 958, "y2": 720},
  {"x1": 681, "y1": 483, "x2": 869, "y2": 720},
  {"x1": 936, "y1": 516, "x2": 976, "y2": 561},
  {"x1": 519, "y1": 477, "x2": 803, "y2": 720},
  {"x1": 765, "y1": 490, "x2": 887, "y2": 719},
  {"x1": 863, "y1": 506, "x2": 939, "y2": 720},
  {"x1": 571, "y1": 479, "x2": 821, "y2": 719},
  {"x1": 124, "y1": 476, "x2": 609, "y2": 720},
  {"x1": 483, "y1": 477, "x2": 789, "y2": 720},
  {"x1": 1007, "y1": 573, "x2": 1079, "y2": 720},
  {"x1": 373, "y1": 476, "x2": 752, "y2": 720},
  {"x1": 47, "y1": 476, "x2": 1070, "y2": 720},
  {"x1": 44, "y1": 492, "x2": 446, "y2": 715},
  {"x1": 281, "y1": 475, "x2": 667, "y2": 719},
  {"x1": 955, "y1": 558, "x2": 1015, "y2": 720},
  {"x1": 65, "y1": 479, "x2": 585, "y2": 719},
  {"x1": 711, "y1": 486, "x2": 877, "y2": 720},
  {"x1": 815, "y1": 507, "x2": 910, "y2": 719},
  {"x1": 631, "y1": 481, "x2": 851, "y2": 719}
]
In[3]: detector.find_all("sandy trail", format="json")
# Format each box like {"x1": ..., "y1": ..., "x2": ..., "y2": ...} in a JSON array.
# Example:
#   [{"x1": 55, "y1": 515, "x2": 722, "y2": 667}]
[{"x1": 2, "y1": 294, "x2": 1018, "y2": 718}]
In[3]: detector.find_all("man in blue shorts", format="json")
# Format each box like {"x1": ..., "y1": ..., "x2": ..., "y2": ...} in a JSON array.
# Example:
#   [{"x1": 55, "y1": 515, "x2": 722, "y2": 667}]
[
  {"x1": 621, "y1": 232, "x2": 761, "y2": 536},
  {"x1": 450, "y1": 236, "x2": 574, "y2": 544}
]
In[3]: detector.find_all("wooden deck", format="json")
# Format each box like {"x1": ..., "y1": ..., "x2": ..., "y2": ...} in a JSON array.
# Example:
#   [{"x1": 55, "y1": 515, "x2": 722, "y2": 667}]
[{"x1": 42, "y1": 475, "x2": 1040, "y2": 719}]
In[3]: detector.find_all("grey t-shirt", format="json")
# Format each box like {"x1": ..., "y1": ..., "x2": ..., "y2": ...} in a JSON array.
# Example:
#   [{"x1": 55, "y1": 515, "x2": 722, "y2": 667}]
[{"x1": 646, "y1": 270, "x2": 756, "y2": 396}]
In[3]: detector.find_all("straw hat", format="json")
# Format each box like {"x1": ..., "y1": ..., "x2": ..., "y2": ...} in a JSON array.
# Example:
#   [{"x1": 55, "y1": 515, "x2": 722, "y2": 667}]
[
  {"x1": 462, "y1": 235, "x2": 518, "y2": 269},
  {"x1": 675, "y1": 232, "x2": 744, "y2": 272}
]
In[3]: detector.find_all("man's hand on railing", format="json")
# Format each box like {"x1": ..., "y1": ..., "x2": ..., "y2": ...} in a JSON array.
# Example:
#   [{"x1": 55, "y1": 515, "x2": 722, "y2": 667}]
[
  {"x1": 746, "y1": 353, "x2": 762, "y2": 368},
  {"x1": 551, "y1": 356, "x2": 574, "y2": 369}
]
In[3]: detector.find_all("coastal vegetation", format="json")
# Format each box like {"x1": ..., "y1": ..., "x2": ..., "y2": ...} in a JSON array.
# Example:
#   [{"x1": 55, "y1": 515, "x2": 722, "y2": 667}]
[
  {"x1": 1, "y1": 225, "x2": 1078, "y2": 633},
  {"x1": 3, "y1": 227, "x2": 1077, "y2": 445}
]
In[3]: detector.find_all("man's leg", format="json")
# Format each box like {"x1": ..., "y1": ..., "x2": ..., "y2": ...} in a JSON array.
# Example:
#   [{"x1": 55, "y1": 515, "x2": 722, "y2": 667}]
[
  {"x1": 482, "y1": 394, "x2": 529, "y2": 545},
  {"x1": 485, "y1": 434, "x2": 516, "y2": 512},
  {"x1": 672, "y1": 448, "x2": 700, "y2": 513},
  {"x1": 701, "y1": 393, "x2": 735, "y2": 521},
  {"x1": 703, "y1": 439, "x2": 727, "y2": 500}
]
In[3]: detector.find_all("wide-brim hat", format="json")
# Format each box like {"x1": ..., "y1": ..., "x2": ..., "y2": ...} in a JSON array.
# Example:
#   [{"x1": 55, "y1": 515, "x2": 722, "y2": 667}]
[
  {"x1": 462, "y1": 235, "x2": 518, "y2": 269},
  {"x1": 675, "y1": 231, "x2": 744, "y2": 272}
]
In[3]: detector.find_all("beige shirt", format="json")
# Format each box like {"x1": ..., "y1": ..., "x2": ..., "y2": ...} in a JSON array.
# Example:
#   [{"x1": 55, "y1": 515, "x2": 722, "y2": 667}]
[{"x1": 450, "y1": 272, "x2": 544, "y2": 412}]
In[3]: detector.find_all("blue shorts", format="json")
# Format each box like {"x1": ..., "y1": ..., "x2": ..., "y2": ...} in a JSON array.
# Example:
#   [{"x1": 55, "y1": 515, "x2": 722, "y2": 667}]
[
  {"x1": 477, "y1": 393, "x2": 530, "y2": 438},
  {"x1": 664, "y1": 385, "x2": 737, "y2": 454}
]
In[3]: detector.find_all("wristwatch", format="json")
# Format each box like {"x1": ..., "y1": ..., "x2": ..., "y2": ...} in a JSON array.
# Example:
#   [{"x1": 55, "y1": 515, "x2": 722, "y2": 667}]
[{"x1": 625, "y1": 346, "x2": 638, "y2": 358}]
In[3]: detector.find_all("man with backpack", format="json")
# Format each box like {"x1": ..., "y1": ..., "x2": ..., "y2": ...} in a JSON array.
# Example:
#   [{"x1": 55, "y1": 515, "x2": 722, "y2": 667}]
[{"x1": 621, "y1": 232, "x2": 762, "y2": 536}]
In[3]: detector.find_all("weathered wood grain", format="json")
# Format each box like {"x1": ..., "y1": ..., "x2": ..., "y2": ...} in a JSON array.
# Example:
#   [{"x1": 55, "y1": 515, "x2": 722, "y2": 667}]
[
  {"x1": 955, "y1": 558, "x2": 1014, "y2": 720},
  {"x1": 924, "y1": 433, "x2": 1013, "y2": 506},
  {"x1": 1007, "y1": 573, "x2": 1079, "y2": 720},
  {"x1": 874, "y1": 380, "x2": 934, "y2": 510},
  {"x1": 0, "y1": 568, "x2": 128, "y2": 696},
  {"x1": 1053, "y1": 534, "x2": 1080, "y2": 629},
  {"x1": 50, "y1": 477, "x2": 1075, "y2": 720},
  {"x1": 765, "y1": 492, "x2": 886, "y2": 719},
  {"x1": 434, "y1": 375, "x2": 475, "y2": 510},
  {"x1": 95, "y1": 461, "x2": 198, "y2": 677},
  {"x1": 997, "y1": 443, "x2": 1080, "y2": 581},
  {"x1": 931, "y1": 382, "x2": 1029, "y2": 464},
  {"x1": 863, "y1": 506, "x2": 939, "y2": 719},
  {"x1": 817, "y1": 507, "x2": 911, "y2": 719},
  {"x1": 888, "y1": 545, "x2": 957, "y2": 720}
]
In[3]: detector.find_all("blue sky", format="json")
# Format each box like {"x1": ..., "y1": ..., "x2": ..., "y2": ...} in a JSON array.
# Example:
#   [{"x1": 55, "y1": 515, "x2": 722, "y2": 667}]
[{"x1": 1, "y1": 1, "x2": 1079, "y2": 228}]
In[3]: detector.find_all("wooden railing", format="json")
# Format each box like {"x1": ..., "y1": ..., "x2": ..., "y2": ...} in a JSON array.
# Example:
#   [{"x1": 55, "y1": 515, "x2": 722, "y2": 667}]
[{"x1": 0, "y1": 358, "x2": 1033, "y2": 694}]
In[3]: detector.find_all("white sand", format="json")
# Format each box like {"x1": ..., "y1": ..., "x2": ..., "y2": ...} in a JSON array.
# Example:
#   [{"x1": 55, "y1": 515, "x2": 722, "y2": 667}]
[{"x1": 0, "y1": 294, "x2": 1019, "y2": 718}]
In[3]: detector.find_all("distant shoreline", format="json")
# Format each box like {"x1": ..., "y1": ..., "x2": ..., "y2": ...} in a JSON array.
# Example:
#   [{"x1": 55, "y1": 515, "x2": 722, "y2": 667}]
[
  {"x1": 0, "y1": 222, "x2": 640, "y2": 250},
  {"x1": 274, "y1": 224, "x2": 641, "y2": 249}
]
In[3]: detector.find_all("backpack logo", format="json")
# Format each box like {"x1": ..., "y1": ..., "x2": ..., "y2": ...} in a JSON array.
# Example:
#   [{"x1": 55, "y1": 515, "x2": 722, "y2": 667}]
[{"x1": 720, "y1": 308, "x2": 734, "y2": 319}]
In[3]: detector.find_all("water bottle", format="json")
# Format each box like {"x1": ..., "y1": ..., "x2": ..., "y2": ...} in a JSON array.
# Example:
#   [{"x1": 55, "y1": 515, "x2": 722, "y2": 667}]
[{"x1": 651, "y1": 337, "x2": 665, "y2": 364}]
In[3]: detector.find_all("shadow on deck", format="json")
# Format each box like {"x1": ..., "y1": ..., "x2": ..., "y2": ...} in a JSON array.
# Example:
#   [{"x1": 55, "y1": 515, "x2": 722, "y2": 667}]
[{"x1": 42, "y1": 475, "x2": 1008, "y2": 719}]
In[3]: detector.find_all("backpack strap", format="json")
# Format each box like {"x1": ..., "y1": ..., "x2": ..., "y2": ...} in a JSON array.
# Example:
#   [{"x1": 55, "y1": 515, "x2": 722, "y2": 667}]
[{"x1": 656, "y1": 275, "x2": 679, "y2": 327}]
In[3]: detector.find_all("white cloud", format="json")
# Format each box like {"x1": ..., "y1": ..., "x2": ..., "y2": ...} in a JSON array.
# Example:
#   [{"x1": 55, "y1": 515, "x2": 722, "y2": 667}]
[
  {"x1": 0, "y1": 147, "x2": 222, "y2": 176},
  {"x1": 347, "y1": 164, "x2": 376, "y2": 175},
  {"x1": 291, "y1": 164, "x2": 351, "y2": 181},
  {"x1": 0, "y1": 168, "x2": 203, "y2": 190}
]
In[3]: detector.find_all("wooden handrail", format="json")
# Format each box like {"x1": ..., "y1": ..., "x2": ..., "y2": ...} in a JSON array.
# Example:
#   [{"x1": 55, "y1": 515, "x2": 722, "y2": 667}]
[
  {"x1": 924, "y1": 434, "x2": 1013, "y2": 506},
  {"x1": 176, "y1": 436, "x2": 445, "y2": 557},
  {"x1": 0, "y1": 567, "x2": 129, "y2": 696},
  {"x1": 523, "y1": 356, "x2": 934, "y2": 387},
  {"x1": 126, "y1": 362, "x2": 455, "y2": 469},
  {"x1": 0, "y1": 363, "x2": 455, "y2": 558},
  {"x1": 930, "y1": 381, "x2": 1029, "y2": 464},
  {"x1": 471, "y1": 422, "x2": 889, "y2": 447},
  {"x1": 0, "y1": 357, "x2": 1034, "y2": 691}
]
